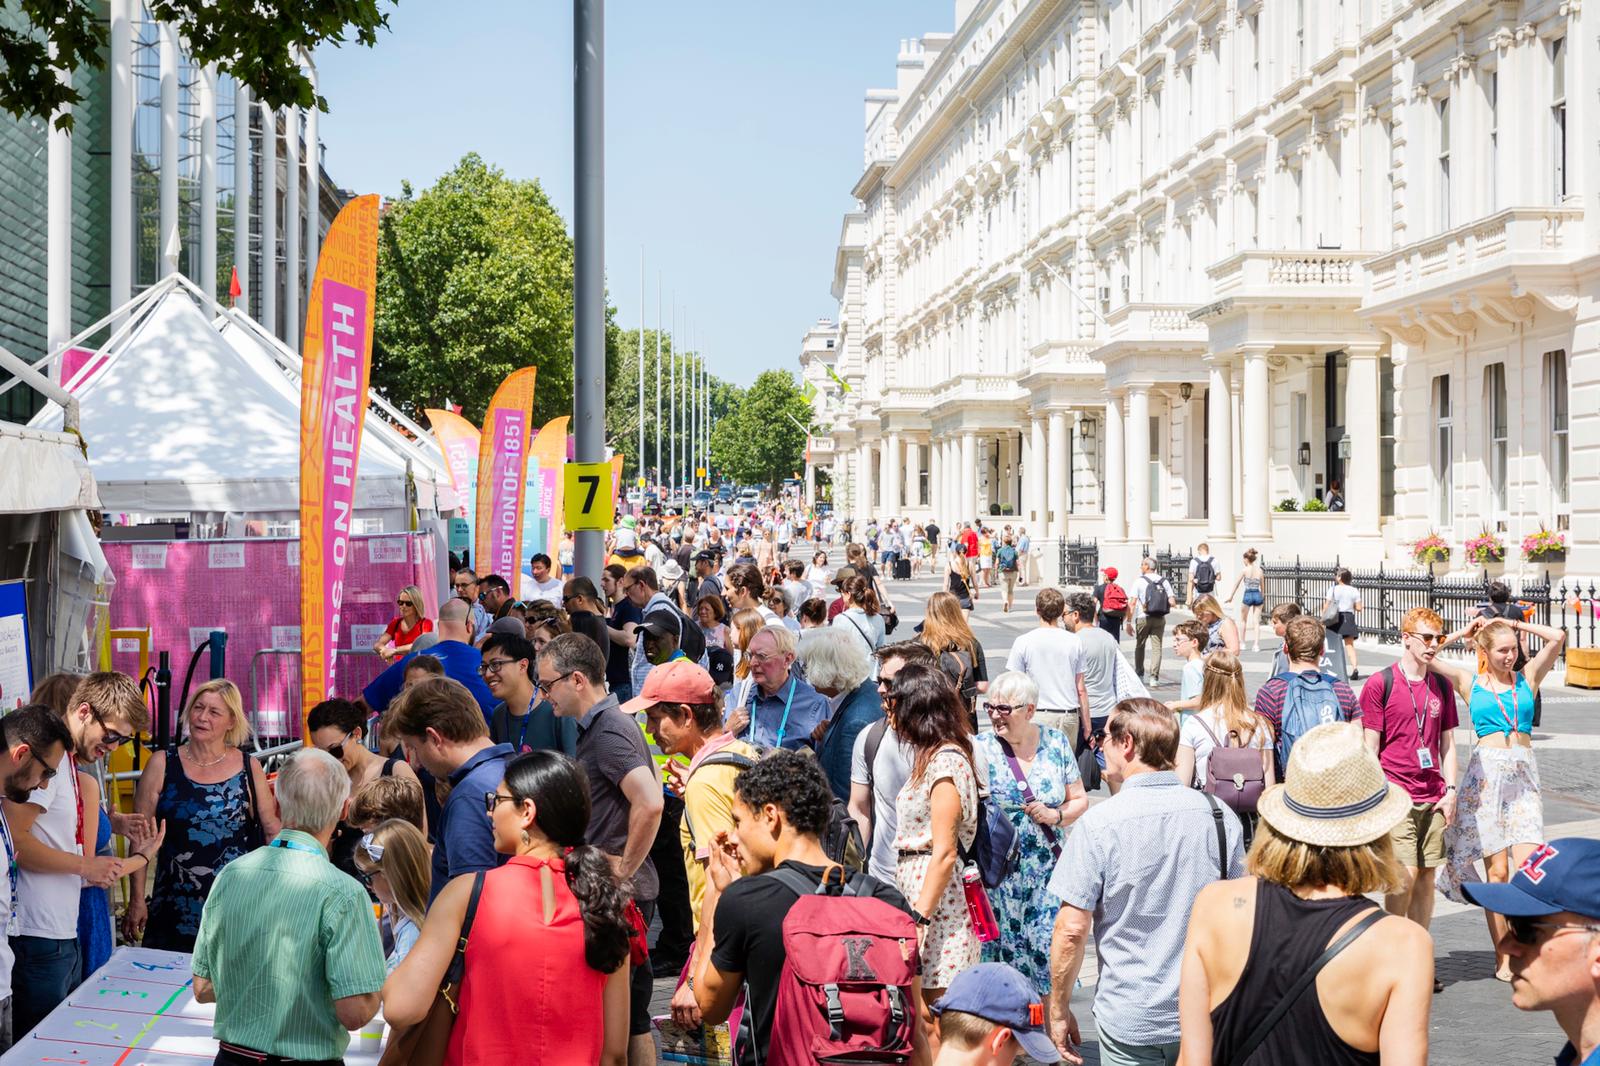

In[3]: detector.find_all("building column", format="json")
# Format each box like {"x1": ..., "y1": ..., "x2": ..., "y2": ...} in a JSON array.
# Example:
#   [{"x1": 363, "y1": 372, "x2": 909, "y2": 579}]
[
  {"x1": 158, "y1": 23, "x2": 179, "y2": 275},
  {"x1": 260, "y1": 103, "x2": 278, "y2": 336},
  {"x1": 1346, "y1": 343, "x2": 1383, "y2": 540},
  {"x1": 304, "y1": 61, "x2": 320, "y2": 296},
  {"x1": 1024, "y1": 418, "x2": 1042, "y2": 527},
  {"x1": 904, "y1": 437, "x2": 922, "y2": 509},
  {"x1": 1240, "y1": 345, "x2": 1273, "y2": 542},
  {"x1": 1127, "y1": 386, "x2": 1152, "y2": 543},
  {"x1": 805, "y1": 460, "x2": 816, "y2": 509},
  {"x1": 1207, "y1": 359, "x2": 1237, "y2": 538},
  {"x1": 1047, "y1": 411, "x2": 1069, "y2": 539},
  {"x1": 929, "y1": 436, "x2": 943, "y2": 519},
  {"x1": 109, "y1": 0, "x2": 133, "y2": 320},
  {"x1": 284, "y1": 106, "x2": 300, "y2": 351},
  {"x1": 46, "y1": 73, "x2": 72, "y2": 356},
  {"x1": 960, "y1": 432, "x2": 978, "y2": 523},
  {"x1": 945, "y1": 438, "x2": 959, "y2": 523},
  {"x1": 199, "y1": 66, "x2": 218, "y2": 305},
  {"x1": 1104, "y1": 394, "x2": 1128, "y2": 542},
  {"x1": 233, "y1": 83, "x2": 250, "y2": 306}
]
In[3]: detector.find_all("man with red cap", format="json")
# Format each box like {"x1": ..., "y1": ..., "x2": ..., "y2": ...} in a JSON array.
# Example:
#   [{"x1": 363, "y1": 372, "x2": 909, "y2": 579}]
[
  {"x1": 626, "y1": 662, "x2": 759, "y2": 1023},
  {"x1": 1094, "y1": 567, "x2": 1129, "y2": 644}
]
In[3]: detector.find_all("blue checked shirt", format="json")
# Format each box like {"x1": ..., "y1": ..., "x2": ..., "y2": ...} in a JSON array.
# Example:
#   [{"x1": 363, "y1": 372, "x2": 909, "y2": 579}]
[{"x1": 1048, "y1": 771, "x2": 1245, "y2": 1047}]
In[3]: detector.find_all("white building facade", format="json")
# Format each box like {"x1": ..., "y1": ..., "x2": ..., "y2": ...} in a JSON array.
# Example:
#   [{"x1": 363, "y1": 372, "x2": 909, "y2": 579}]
[{"x1": 809, "y1": 0, "x2": 1599, "y2": 582}]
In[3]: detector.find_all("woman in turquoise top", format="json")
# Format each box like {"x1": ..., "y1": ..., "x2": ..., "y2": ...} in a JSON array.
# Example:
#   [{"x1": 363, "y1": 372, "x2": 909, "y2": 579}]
[{"x1": 1430, "y1": 613, "x2": 1566, "y2": 979}]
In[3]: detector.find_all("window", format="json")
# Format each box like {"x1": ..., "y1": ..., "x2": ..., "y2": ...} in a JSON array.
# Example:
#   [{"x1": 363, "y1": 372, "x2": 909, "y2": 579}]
[
  {"x1": 1148, "y1": 415, "x2": 1162, "y2": 511},
  {"x1": 1380, "y1": 356, "x2": 1396, "y2": 516},
  {"x1": 1487, "y1": 72, "x2": 1498, "y2": 211},
  {"x1": 1249, "y1": 15, "x2": 1261, "y2": 103},
  {"x1": 1433, "y1": 374, "x2": 1453, "y2": 527},
  {"x1": 1551, "y1": 37, "x2": 1567, "y2": 200},
  {"x1": 1546, "y1": 350, "x2": 1569, "y2": 506},
  {"x1": 1436, "y1": 95, "x2": 1451, "y2": 231},
  {"x1": 1485, "y1": 362, "x2": 1508, "y2": 513}
]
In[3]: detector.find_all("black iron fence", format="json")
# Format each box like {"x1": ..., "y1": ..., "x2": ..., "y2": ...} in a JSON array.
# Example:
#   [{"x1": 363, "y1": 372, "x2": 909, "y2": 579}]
[
  {"x1": 1260, "y1": 557, "x2": 1599, "y2": 663},
  {"x1": 1058, "y1": 537, "x2": 1100, "y2": 586}
]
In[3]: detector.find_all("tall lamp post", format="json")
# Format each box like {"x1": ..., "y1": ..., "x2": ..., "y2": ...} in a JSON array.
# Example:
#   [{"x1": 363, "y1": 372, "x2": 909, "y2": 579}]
[{"x1": 573, "y1": 0, "x2": 605, "y2": 580}]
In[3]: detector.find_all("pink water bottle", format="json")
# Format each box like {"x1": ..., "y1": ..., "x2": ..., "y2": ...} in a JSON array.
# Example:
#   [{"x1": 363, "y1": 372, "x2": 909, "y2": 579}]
[{"x1": 962, "y1": 864, "x2": 1001, "y2": 943}]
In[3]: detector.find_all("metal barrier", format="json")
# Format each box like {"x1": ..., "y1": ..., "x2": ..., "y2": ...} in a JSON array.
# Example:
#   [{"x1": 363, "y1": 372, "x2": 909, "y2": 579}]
[
  {"x1": 1259, "y1": 558, "x2": 1593, "y2": 662},
  {"x1": 1057, "y1": 538, "x2": 1100, "y2": 586},
  {"x1": 249, "y1": 646, "x2": 386, "y2": 742},
  {"x1": 1137, "y1": 544, "x2": 1194, "y2": 598},
  {"x1": 105, "y1": 737, "x2": 305, "y2": 782}
]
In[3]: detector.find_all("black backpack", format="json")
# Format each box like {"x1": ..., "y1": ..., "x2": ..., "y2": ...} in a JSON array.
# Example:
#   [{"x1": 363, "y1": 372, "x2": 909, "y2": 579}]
[
  {"x1": 1144, "y1": 577, "x2": 1171, "y2": 616},
  {"x1": 1192, "y1": 558, "x2": 1216, "y2": 593},
  {"x1": 938, "y1": 648, "x2": 977, "y2": 707}
]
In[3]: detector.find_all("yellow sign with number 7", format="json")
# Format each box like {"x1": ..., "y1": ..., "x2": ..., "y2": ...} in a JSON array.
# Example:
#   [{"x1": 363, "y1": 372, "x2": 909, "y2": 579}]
[{"x1": 563, "y1": 461, "x2": 616, "y2": 531}]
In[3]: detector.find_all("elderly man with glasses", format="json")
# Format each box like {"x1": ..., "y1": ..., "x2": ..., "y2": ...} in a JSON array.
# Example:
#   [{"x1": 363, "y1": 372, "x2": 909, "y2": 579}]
[
  {"x1": 736, "y1": 625, "x2": 830, "y2": 753},
  {"x1": 1465, "y1": 838, "x2": 1600, "y2": 1065},
  {"x1": 452, "y1": 568, "x2": 492, "y2": 642}
]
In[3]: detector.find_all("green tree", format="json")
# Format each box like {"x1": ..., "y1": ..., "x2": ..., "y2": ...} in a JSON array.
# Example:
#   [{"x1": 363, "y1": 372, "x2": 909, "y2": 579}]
[
  {"x1": 1, "y1": 0, "x2": 395, "y2": 131},
  {"x1": 606, "y1": 328, "x2": 738, "y2": 484},
  {"x1": 374, "y1": 153, "x2": 581, "y2": 428},
  {"x1": 710, "y1": 370, "x2": 809, "y2": 490}
]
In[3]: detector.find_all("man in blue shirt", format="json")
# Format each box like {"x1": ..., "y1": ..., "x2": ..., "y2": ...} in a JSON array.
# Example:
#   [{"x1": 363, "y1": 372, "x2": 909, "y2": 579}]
[
  {"x1": 739, "y1": 625, "x2": 829, "y2": 751},
  {"x1": 1464, "y1": 838, "x2": 1600, "y2": 1066},
  {"x1": 363, "y1": 598, "x2": 496, "y2": 719},
  {"x1": 451, "y1": 568, "x2": 493, "y2": 642},
  {"x1": 386, "y1": 676, "x2": 512, "y2": 900}
]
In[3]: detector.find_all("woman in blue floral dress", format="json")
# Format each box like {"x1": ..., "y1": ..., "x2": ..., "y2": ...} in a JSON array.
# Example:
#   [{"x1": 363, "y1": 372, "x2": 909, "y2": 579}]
[{"x1": 973, "y1": 671, "x2": 1089, "y2": 992}]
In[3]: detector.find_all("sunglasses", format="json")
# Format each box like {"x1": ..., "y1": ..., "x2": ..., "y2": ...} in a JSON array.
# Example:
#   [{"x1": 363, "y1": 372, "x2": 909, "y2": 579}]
[
  {"x1": 396, "y1": 598, "x2": 414, "y2": 607},
  {"x1": 1404, "y1": 631, "x2": 1445, "y2": 645},
  {"x1": 485, "y1": 791, "x2": 520, "y2": 816},
  {"x1": 1507, "y1": 916, "x2": 1600, "y2": 946},
  {"x1": 325, "y1": 729, "x2": 356, "y2": 761},
  {"x1": 92, "y1": 714, "x2": 134, "y2": 749}
]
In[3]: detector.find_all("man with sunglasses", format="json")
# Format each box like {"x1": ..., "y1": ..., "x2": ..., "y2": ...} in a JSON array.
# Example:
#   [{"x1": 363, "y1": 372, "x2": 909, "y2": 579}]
[
  {"x1": 452, "y1": 568, "x2": 492, "y2": 642},
  {"x1": 1362, "y1": 606, "x2": 1460, "y2": 990},
  {"x1": 1464, "y1": 838, "x2": 1600, "y2": 1065},
  {"x1": 6, "y1": 673, "x2": 148, "y2": 1040},
  {"x1": 478, "y1": 573, "x2": 514, "y2": 622}
]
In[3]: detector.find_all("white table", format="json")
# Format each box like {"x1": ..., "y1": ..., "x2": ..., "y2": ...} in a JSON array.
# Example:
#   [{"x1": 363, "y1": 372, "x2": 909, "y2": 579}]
[{"x1": 0, "y1": 946, "x2": 385, "y2": 1065}]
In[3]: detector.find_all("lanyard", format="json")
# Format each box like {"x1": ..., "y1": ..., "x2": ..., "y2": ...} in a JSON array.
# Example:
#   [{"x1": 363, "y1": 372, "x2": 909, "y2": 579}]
[
  {"x1": 271, "y1": 837, "x2": 324, "y2": 856},
  {"x1": 515, "y1": 696, "x2": 538, "y2": 753},
  {"x1": 0, "y1": 804, "x2": 16, "y2": 923},
  {"x1": 1490, "y1": 682, "x2": 1521, "y2": 736},
  {"x1": 69, "y1": 763, "x2": 84, "y2": 850},
  {"x1": 753, "y1": 678, "x2": 798, "y2": 749},
  {"x1": 1398, "y1": 669, "x2": 1431, "y2": 738}
]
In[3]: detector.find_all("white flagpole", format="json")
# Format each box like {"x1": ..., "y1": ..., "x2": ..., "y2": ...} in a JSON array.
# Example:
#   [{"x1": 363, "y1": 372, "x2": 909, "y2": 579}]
[
  {"x1": 637, "y1": 246, "x2": 644, "y2": 498},
  {"x1": 670, "y1": 297, "x2": 677, "y2": 506},
  {"x1": 655, "y1": 274, "x2": 662, "y2": 493}
]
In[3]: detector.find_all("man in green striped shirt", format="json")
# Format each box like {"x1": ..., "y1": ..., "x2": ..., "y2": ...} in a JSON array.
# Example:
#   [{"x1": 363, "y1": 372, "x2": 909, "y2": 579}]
[{"x1": 192, "y1": 748, "x2": 385, "y2": 1065}]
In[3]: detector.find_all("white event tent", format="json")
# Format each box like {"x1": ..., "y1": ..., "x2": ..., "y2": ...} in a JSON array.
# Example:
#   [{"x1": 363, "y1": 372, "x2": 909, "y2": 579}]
[{"x1": 25, "y1": 275, "x2": 456, "y2": 533}]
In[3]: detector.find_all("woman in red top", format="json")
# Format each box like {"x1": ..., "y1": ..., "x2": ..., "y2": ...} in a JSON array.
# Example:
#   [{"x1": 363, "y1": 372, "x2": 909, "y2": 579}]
[
  {"x1": 383, "y1": 751, "x2": 632, "y2": 1065},
  {"x1": 374, "y1": 584, "x2": 430, "y2": 662}
]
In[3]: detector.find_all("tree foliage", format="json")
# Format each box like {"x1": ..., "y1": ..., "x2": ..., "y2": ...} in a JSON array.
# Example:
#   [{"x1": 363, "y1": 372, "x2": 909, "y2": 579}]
[
  {"x1": 1, "y1": 0, "x2": 395, "y2": 131},
  {"x1": 605, "y1": 328, "x2": 739, "y2": 484},
  {"x1": 374, "y1": 153, "x2": 586, "y2": 428},
  {"x1": 710, "y1": 370, "x2": 809, "y2": 489}
]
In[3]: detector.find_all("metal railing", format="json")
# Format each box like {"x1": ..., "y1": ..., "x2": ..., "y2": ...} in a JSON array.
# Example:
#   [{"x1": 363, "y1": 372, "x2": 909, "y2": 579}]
[
  {"x1": 1138, "y1": 544, "x2": 1194, "y2": 597},
  {"x1": 1058, "y1": 538, "x2": 1100, "y2": 586},
  {"x1": 1259, "y1": 557, "x2": 1597, "y2": 663},
  {"x1": 249, "y1": 646, "x2": 386, "y2": 742}
]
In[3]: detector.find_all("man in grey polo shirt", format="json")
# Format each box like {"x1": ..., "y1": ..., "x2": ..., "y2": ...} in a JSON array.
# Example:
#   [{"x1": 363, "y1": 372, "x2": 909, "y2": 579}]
[{"x1": 1046, "y1": 699, "x2": 1244, "y2": 1065}]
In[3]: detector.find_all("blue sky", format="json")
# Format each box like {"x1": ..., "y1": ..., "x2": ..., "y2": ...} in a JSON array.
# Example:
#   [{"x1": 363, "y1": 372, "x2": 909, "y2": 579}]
[{"x1": 314, "y1": 1, "x2": 947, "y2": 387}]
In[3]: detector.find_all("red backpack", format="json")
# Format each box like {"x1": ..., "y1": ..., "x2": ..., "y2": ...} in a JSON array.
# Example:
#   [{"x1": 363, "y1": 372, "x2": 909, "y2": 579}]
[
  {"x1": 1101, "y1": 581, "x2": 1128, "y2": 613},
  {"x1": 760, "y1": 866, "x2": 921, "y2": 1066}
]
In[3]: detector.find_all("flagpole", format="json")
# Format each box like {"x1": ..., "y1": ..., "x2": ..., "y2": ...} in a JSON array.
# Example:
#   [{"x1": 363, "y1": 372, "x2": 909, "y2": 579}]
[
  {"x1": 637, "y1": 246, "x2": 644, "y2": 501},
  {"x1": 689, "y1": 319, "x2": 697, "y2": 493},
  {"x1": 654, "y1": 273, "x2": 662, "y2": 494},
  {"x1": 670, "y1": 297, "x2": 677, "y2": 508}
]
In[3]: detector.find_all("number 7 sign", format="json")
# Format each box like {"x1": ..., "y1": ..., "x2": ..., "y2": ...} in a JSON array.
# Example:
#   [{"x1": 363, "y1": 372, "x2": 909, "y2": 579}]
[{"x1": 563, "y1": 462, "x2": 616, "y2": 531}]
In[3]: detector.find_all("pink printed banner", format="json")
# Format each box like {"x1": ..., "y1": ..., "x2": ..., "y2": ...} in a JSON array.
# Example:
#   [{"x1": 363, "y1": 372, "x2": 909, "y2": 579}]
[
  {"x1": 474, "y1": 368, "x2": 537, "y2": 582},
  {"x1": 425, "y1": 408, "x2": 481, "y2": 526}
]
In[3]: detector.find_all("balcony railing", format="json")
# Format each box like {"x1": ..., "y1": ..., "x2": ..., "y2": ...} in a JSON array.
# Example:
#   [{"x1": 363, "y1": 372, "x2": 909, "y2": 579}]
[
  {"x1": 1206, "y1": 249, "x2": 1368, "y2": 301},
  {"x1": 1104, "y1": 302, "x2": 1208, "y2": 342},
  {"x1": 1363, "y1": 206, "x2": 1585, "y2": 305}
]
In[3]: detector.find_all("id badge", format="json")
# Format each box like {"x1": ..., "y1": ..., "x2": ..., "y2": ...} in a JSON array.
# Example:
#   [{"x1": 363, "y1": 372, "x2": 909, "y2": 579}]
[{"x1": 1417, "y1": 747, "x2": 1435, "y2": 770}]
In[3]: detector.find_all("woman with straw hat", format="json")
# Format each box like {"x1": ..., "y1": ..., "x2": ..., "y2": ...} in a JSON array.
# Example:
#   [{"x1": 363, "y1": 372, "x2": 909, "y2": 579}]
[{"x1": 1178, "y1": 722, "x2": 1434, "y2": 1066}]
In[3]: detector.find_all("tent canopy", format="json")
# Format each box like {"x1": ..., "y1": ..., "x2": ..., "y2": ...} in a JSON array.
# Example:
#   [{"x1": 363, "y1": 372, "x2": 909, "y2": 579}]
[
  {"x1": 0, "y1": 423, "x2": 98, "y2": 515},
  {"x1": 29, "y1": 284, "x2": 448, "y2": 520}
]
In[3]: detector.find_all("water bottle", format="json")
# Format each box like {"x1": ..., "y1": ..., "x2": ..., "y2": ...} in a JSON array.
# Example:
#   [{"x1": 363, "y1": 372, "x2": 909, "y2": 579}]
[{"x1": 962, "y1": 864, "x2": 1001, "y2": 943}]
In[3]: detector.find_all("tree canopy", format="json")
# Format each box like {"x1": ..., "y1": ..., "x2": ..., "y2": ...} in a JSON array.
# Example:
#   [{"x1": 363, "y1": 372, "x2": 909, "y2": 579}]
[
  {"x1": 710, "y1": 370, "x2": 809, "y2": 489},
  {"x1": 1, "y1": 0, "x2": 395, "y2": 131},
  {"x1": 374, "y1": 153, "x2": 596, "y2": 428}
]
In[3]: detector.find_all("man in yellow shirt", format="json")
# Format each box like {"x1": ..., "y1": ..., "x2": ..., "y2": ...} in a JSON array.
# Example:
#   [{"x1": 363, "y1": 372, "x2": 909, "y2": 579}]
[{"x1": 629, "y1": 662, "x2": 758, "y2": 949}]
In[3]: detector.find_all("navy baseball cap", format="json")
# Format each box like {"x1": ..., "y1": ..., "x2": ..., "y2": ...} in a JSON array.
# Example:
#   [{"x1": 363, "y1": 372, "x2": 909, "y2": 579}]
[
  {"x1": 930, "y1": 962, "x2": 1060, "y2": 1063},
  {"x1": 1462, "y1": 838, "x2": 1600, "y2": 918}
]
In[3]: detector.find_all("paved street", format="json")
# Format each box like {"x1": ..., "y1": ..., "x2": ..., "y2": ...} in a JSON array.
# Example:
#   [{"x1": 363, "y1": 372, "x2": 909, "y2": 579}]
[{"x1": 653, "y1": 547, "x2": 1600, "y2": 1064}]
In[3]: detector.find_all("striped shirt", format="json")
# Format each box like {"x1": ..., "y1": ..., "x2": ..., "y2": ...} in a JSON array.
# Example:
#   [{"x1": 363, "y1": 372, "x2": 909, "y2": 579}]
[{"x1": 192, "y1": 829, "x2": 386, "y2": 1061}]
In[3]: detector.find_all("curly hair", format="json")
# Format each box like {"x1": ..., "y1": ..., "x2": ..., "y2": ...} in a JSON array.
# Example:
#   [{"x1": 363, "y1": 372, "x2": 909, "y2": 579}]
[{"x1": 732, "y1": 749, "x2": 833, "y2": 837}]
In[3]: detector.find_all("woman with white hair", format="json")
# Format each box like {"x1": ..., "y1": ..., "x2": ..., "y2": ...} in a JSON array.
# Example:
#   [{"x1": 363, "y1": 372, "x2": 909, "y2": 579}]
[
  {"x1": 802, "y1": 627, "x2": 885, "y2": 802},
  {"x1": 973, "y1": 669, "x2": 1087, "y2": 993}
]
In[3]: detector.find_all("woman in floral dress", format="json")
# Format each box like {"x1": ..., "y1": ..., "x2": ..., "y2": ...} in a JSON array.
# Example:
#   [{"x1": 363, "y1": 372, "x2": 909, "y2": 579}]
[
  {"x1": 889, "y1": 663, "x2": 980, "y2": 1003},
  {"x1": 973, "y1": 670, "x2": 1088, "y2": 992}
]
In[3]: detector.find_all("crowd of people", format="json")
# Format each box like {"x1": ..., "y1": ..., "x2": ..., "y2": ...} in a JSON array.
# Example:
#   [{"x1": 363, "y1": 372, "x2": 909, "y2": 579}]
[{"x1": 0, "y1": 500, "x2": 1592, "y2": 1066}]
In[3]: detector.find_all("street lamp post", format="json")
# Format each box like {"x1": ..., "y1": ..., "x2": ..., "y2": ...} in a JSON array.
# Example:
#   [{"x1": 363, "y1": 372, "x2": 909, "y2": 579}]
[{"x1": 573, "y1": 0, "x2": 605, "y2": 580}]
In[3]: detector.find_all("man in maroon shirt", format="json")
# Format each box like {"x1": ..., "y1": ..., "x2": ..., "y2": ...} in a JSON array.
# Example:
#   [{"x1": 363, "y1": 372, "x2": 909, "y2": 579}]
[{"x1": 826, "y1": 565, "x2": 858, "y2": 621}]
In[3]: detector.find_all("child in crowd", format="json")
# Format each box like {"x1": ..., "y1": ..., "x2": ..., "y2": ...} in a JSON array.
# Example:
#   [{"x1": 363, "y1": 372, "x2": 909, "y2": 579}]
[{"x1": 1166, "y1": 620, "x2": 1208, "y2": 718}]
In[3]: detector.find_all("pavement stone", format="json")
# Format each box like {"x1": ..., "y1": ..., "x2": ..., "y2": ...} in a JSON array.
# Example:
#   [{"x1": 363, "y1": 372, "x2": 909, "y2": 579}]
[{"x1": 646, "y1": 547, "x2": 1595, "y2": 1064}]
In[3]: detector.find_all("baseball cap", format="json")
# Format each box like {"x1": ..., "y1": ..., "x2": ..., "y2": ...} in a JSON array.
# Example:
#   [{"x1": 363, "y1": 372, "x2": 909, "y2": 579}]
[
  {"x1": 693, "y1": 549, "x2": 719, "y2": 564},
  {"x1": 1102, "y1": 566, "x2": 1118, "y2": 580},
  {"x1": 930, "y1": 963, "x2": 1060, "y2": 1063},
  {"x1": 1462, "y1": 838, "x2": 1600, "y2": 918},
  {"x1": 486, "y1": 616, "x2": 526, "y2": 638},
  {"x1": 621, "y1": 660, "x2": 717, "y2": 714}
]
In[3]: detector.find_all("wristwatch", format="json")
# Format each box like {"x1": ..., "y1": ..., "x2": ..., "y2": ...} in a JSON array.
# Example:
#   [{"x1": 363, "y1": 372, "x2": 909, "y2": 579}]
[{"x1": 910, "y1": 908, "x2": 932, "y2": 927}]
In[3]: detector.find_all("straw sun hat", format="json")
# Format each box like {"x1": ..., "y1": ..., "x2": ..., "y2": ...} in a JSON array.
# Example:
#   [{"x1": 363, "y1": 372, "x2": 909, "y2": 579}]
[{"x1": 1256, "y1": 722, "x2": 1412, "y2": 847}]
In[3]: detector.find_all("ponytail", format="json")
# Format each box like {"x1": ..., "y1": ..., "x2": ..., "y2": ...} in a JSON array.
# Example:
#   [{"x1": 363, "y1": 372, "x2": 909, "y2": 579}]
[{"x1": 563, "y1": 843, "x2": 633, "y2": 973}]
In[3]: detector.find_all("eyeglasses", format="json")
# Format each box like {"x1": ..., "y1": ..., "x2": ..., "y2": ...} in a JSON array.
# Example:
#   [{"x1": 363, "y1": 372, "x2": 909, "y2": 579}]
[
  {"x1": 359, "y1": 833, "x2": 384, "y2": 864},
  {"x1": 1405, "y1": 631, "x2": 1446, "y2": 645},
  {"x1": 746, "y1": 651, "x2": 785, "y2": 667},
  {"x1": 479, "y1": 657, "x2": 519, "y2": 677},
  {"x1": 396, "y1": 598, "x2": 414, "y2": 607},
  {"x1": 453, "y1": 580, "x2": 477, "y2": 591},
  {"x1": 534, "y1": 671, "x2": 575, "y2": 697},
  {"x1": 1507, "y1": 916, "x2": 1600, "y2": 946},
  {"x1": 325, "y1": 729, "x2": 356, "y2": 761},
  {"x1": 986, "y1": 703, "x2": 1020, "y2": 717},
  {"x1": 485, "y1": 791, "x2": 520, "y2": 816}
]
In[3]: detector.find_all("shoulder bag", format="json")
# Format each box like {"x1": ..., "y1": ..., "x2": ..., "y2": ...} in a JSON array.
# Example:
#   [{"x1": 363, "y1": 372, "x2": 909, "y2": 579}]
[
  {"x1": 377, "y1": 870, "x2": 488, "y2": 1066},
  {"x1": 996, "y1": 737, "x2": 1061, "y2": 860}
]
